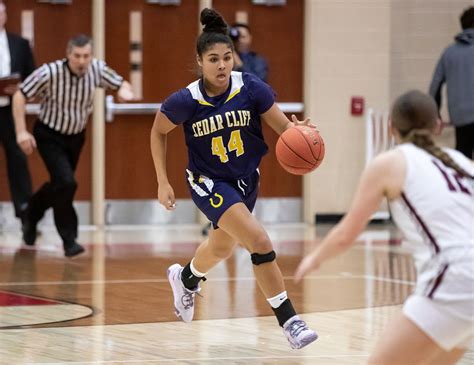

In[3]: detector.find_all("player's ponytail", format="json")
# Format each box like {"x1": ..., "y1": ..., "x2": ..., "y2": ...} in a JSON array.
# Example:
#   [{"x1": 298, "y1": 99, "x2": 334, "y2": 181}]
[
  {"x1": 405, "y1": 129, "x2": 472, "y2": 178},
  {"x1": 392, "y1": 90, "x2": 473, "y2": 179},
  {"x1": 197, "y1": 8, "x2": 233, "y2": 56}
]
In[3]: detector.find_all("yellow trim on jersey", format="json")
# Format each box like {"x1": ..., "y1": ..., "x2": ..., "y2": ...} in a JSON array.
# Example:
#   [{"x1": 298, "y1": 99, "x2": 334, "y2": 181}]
[
  {"x1": 225, "y1": 88, "x2": 241, "y2": 103},
  {"x1": 209, "y1": 193, "x2": 224, "y2": 208},
  {"x1": 198, "y1": 100, "x2": 214, "y2": 107}
]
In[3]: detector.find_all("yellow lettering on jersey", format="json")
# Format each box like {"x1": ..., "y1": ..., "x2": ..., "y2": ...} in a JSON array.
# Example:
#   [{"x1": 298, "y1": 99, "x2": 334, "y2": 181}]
[
  {"x1": 228, "y1": 130, "x2": 244, "y2": 156},
  {"x1": 212, "y1": 136, "x2": 229, "y2": 163},
  {"x1": 225, "y1": 111, "x2": 233, "y2": 128},
  {"x1": 209, "y1": 116, "x2": 217, "y2": 134},
  {"x1": 244, "y1": 111, "x2": 251, "y2": 126},
  {"x1": 195, "y1": 121, "x2": 204, "y2": 137},
  {"x1": 192, "y1": 123, "x2": 198, "y2": 137},
  {"x1": 231, "y1": 111, "x2": 238, "y2": 126},
  {"x1": 236, "y1": 110, "x2": 244, "y2": 126},
  {"x1": 193, "y1": 110, "x2": 251, "y2": 138},
  {"x1": 215, "y1": 114, "x2": 224, "y2": 130},
  {"x1": 209, "y1": 193, "x2": 224, "y2": 208},
  {"x1": 211, "y1": 130, "x2": 245, "y2": 163},
  {"x1": 202, "y1": 119, "x2": 210, "y2": 135}
]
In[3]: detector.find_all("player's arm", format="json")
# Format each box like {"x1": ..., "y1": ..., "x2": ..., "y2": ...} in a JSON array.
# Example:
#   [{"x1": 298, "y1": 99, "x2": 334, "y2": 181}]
[
  {"x1": 150, "y1": 111, "x2": 178, "y2": 210},
  {"x1": 294, "y1": 151, "x2": 405, "y2": 282},
  {"x1": 261, "y1": 103, "x2": 312, "y2": 136}
]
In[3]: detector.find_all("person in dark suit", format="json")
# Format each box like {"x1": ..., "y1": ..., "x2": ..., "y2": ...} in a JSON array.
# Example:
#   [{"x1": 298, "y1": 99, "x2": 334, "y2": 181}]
[{"x1": 0, "y1": 1, "x2": 35, "y2": 226}]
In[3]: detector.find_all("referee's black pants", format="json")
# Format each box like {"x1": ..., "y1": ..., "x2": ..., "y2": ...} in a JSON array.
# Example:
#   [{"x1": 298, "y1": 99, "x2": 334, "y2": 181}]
[
  {"x1": 0, "y1": 105, "x2": 33, "y2": 218},
  {"x1": 29, "y1": 122, "x2": 85, "y2": 244}
]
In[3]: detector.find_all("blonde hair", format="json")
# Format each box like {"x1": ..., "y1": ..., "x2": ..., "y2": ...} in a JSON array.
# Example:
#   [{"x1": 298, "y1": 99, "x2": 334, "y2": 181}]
[{"x1": 391, "y1": 90, "x2": 472, "y2": 178}]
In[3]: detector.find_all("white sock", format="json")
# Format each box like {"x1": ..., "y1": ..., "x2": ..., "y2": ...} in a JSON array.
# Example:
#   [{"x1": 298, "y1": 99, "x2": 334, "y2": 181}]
[
  {"x1": 190, "y1": 258, "x2": 207, "y2": 277},
  {"x1": 266, "y1": 291, "x2": 288, "y2": 309}
]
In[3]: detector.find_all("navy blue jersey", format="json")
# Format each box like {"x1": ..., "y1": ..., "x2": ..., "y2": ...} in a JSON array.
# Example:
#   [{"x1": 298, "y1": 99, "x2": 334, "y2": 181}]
[{"x1": 161, "y1": 72, "x2": 275, "y2": 180}]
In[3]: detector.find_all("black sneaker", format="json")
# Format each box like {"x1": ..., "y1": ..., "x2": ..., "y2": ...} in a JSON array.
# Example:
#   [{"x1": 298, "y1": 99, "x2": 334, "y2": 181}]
[
  {"x1": 64, "y1": 242, "x2": 85, "y2": 258},
  {"x1": 21, "y1": 216, "x2": 37, "y2": 246}
]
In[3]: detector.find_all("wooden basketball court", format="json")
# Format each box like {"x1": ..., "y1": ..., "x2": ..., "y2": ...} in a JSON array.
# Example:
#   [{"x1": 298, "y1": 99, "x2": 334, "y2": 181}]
[{"x1": 0, "y1": 224, "x2": 472, "y2": 364}]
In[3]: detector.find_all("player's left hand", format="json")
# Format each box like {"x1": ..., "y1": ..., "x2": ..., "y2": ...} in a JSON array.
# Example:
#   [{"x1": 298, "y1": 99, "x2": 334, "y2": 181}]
[
  {"x1": 158, "y1": 182, "x2": 176, "y2": 211},
  {"x1": 291, "y1": 114, "x2": 317, "y2": 128}
]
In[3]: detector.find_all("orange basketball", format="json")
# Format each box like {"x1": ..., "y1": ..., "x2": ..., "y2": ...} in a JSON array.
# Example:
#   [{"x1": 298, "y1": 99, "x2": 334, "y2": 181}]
[{"x1": 276, "y1": 126, "x2": 325, "y2": 175}]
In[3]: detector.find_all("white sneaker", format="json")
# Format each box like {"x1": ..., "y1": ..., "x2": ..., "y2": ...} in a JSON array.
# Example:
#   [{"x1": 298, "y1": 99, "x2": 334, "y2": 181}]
[
  {"x1": 283, "y1": 315, "x2": 318, "y2": 349},
  {"x1": 167, "y1": 263, "x2": 200, "y2": 323}
]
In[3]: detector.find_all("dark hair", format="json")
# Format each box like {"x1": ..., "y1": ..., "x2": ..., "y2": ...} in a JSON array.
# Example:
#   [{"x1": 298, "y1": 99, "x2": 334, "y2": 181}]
[
  {"x1": 67, "y1": 34, "x2": 92, "y2": 52},
  {"x1": 460, "y1": 7, "x2": 474, "y2": 30},
  {"x1": 232, "y1": 23, "x2": 251, "y2": 33},
  {"x1": 229, "y1": 23, "x2": 251, "y2": 41},
  {"x1": 391, "y1": 90, "x2": 472, "y2": 178},
  {"x1": 197, "y1": 8, "x2": 233, "y2": 56}
]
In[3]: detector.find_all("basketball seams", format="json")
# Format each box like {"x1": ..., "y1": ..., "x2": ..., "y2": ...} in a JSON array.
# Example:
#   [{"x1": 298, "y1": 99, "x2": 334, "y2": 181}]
[
  {"x1": 280, "y1": 160, "x2": 311, "y2": 171},
  {"x1": 276, "y1": 141, "x2": 314, "y2": 170},
  {"x1": 315, "y1": 134, "x2": 325, "y2": 162},
  {"x1": 280, "y1": 137, "x2": 315, "y2": 166},
  {"x1": 296, "y1": 126, "x2": 326, "y2": 163},
  {"x1": 294, "y1": 126, "x2": 319, "y2": 162}
]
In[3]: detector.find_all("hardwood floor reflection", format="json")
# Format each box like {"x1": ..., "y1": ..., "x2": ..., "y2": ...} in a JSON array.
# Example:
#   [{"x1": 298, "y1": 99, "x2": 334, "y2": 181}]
[{"x1": 0, "y1": 224, "x2": 471, "y2": 364}]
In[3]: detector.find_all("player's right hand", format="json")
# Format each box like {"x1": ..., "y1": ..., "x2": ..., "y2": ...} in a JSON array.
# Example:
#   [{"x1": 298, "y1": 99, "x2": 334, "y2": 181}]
[
  {"x1": 158, "y1": 183, "x2": 176, "y2": 210},
  {"x1": 16, "y1": 131, "x2": 36, "y2": 155}
]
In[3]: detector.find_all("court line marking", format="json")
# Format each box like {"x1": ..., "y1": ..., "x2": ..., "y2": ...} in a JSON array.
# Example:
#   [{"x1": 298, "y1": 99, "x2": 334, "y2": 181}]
[
  {"x1": 33, "y1": 354, "x2": 370, "y2": 364},
  {"x1": 0, "y1": 274, "x2": 415, "y2": 287}
]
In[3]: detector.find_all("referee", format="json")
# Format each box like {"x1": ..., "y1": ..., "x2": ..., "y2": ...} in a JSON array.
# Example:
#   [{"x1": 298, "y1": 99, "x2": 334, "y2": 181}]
[{"x1": 13, "y1": 34, "x2": 134, "y2": 257}]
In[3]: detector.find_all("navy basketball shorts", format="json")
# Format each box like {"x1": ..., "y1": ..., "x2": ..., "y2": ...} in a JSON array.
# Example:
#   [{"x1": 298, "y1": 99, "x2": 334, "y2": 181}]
[{"x1": 185, "y1": 169, "x2": 260, "y2": 229}]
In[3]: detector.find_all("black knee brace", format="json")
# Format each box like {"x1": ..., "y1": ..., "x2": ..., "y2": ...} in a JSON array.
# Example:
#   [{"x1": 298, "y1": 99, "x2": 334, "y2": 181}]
[{"x1": 251, "y1": 250, "x2": 276, "y2": 265}]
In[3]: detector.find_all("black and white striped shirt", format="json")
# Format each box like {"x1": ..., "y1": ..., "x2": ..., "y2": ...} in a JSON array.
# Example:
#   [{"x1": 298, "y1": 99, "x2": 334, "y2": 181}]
[{"x1": 20, "y1": 58, "x2": 123, "y2": 135}]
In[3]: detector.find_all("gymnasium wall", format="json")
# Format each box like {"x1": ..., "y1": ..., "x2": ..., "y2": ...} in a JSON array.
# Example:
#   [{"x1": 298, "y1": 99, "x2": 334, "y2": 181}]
[
  {"x1": 0, "y1": 0, "x2": 470, "y2": 223},
  {"x1": 0, "y1": 0, "x2": 303, "y2": 207},
  {"x1": 304, "y1": 0, "x2": 472, "y2": 221}
]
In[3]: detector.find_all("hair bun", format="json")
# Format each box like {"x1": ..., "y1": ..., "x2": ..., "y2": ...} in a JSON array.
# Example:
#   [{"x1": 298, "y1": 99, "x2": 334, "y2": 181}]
[{"x1": 200, "y1": 8, "x2": 228, "y2": 35}]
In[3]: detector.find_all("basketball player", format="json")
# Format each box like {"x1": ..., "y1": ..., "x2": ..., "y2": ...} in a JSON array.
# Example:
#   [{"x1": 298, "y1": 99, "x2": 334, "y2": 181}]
[
  {"x1": 150, "y1": 8, "x2": 317, "y2": 349},
  {"x1": 295, "y1": 90, "x2": 473, "y2": 364}
]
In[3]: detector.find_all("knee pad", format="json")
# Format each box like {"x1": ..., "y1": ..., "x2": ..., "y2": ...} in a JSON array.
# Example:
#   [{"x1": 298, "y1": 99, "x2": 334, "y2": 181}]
[{"x1": 251, "y1": 250, "x2": 276, "y2": 265}]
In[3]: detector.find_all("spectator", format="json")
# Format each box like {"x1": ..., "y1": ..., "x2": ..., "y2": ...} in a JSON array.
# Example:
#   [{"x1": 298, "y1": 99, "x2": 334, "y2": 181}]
[
  {"x1": 230, "y1": 23, "x2": 268, "y2": 82},
  {"x1": 429, "y1": 6, "x2": 474, "y2": 159},
  {"x1": 0, "y1": 1, "x2": 35, "y2": 227}
]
